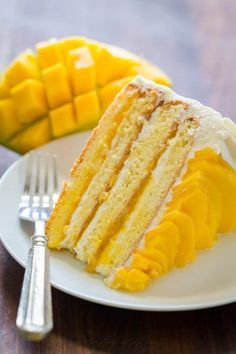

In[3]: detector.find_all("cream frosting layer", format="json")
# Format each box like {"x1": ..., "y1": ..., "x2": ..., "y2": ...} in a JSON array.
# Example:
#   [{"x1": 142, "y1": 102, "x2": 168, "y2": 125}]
[{"x1": 134, "y1": 76, "x2": 236, "y2": 167}]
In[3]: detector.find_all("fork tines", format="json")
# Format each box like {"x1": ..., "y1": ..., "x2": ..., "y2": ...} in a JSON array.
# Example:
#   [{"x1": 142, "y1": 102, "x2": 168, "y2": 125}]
[{"x1": 20, "y1": 152, "x2": 59, "y2": 221}]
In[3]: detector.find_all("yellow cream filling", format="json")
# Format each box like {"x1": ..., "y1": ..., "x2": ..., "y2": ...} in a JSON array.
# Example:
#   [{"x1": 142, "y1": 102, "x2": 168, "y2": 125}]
[
  {"x1": 110, "y1": 148, "x2": 236, "y2": 292},
  {"x1": 60, "y1": 90, "x2": 159, "y2": 250},
  {"x1": 96, "y1": 117, "x2": 197, "y2": 276},
  {"x1": 75, "y1": 102, "x2": 185, "y2": 264},
  {"x1": 46, "y1": 84, "x2": 140, "y2": 248}
]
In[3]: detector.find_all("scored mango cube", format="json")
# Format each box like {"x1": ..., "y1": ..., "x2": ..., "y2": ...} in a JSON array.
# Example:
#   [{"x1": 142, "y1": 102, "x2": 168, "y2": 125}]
[
  {"x1": 96, "y1": 45, "x2": 139, "y2": 86},
  {"x1": 60, "y1": 36, "x2": 86, "y2": 61},
  {"x1": 99, "y1": 76, "x2": 134, "y2": 112},
  {"x1": 67, "y1": 46, "x2": 96, "y2": 95},
  {"x1": 4, "y1": 51, "x2": 40, "y2": 89},
  {"x1": 8, "y1": 117, "x2": 50, "y2": 154},
  {"x1": 36, "y1": 38, "x2": 64, "y2": 69},
  {"x1": 74, "y1": 91, "x2": 100, "y2": 129},
  {"x1": 0, "y1": 99, "x2": 22, "y2": 141},
  {"x1": 49, "y1": 103, "x2": 77, "y2": 137},
  {"x1": 11, "y1": 79, "x2": 48, "y2": 123},
  {"x1": 0, "y1": 36, "x2": 172, "y2": 153},
  {"x1": 42, "y1": 63, "x2": 72, "y2": 108}
]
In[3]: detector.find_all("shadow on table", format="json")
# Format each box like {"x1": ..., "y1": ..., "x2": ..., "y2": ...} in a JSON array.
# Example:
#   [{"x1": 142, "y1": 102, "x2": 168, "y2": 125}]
[{"x1": 50, "y1": 290, "x2": 236, "y2": 354}]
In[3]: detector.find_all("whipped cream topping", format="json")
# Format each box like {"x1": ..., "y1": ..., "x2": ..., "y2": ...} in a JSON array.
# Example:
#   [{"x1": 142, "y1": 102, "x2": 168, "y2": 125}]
[{"x1": 134, "y1": 76, "x2": 236, "y2": 169}]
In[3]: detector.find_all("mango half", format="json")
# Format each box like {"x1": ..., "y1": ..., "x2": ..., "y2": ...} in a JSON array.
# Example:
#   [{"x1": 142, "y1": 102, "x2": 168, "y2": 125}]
[{"x1": 0, "y1": 36, "x2": 171, "y2": 153}]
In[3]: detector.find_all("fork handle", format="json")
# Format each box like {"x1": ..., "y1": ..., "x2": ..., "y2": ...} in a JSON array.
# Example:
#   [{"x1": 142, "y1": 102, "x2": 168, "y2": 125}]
[{"x1": 16, "y1": 220, "x2": 53, "y2": 341}]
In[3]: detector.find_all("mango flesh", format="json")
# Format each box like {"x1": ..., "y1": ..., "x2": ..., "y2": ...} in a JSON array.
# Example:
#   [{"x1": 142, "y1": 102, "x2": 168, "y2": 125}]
[
  {"x1": 7, "y1": 117, "x2": 51, "y2": 154},
  {"x1": 74, "y1": 90, "x2": 100, "y2": 130},
  {"x1": 161, "y1": 210, "x2": 195, "y2": 267},
  {"x1": 186, "y1": 160, "x2": 236, "y2": 232},
  {"x1": 95, "y1": 45, "x2": 139, "y2": 86},
  {"x1": 98, "y1": 76, "x2": 135, "y2": 112},
  {"x1": 0, "y1": 76, "x2": 10, "y2": 98},
  {"x1": 111, "y1": 148, "x2": 236, "y2": 291},
  {"x1": 67, "y1": 46, "x2": 96, "y2": 95},
  {"x1": 49, "y1": 103, "x2": 77, "y2": 138},
  {"x1": 41, "y1": 63, "x2": 72, "y2": 108},
  {"x1": 0, "y1": 36, "x2": 171, "y2": 154},
  {"x1": 131, "y1": 254, "x2": 163, "y2": 279},
  {"x1": 37, "y1": 38, "x2": 64, "y2": 70},
  {"x1": 110, "y1": 268, "x2": 150, "y2": 292},
  {"x1": 145, "y1": 221, "x2": 180, "y2": 268},
  {"x1": 0, "y1": 99, "x2": 22, "y2": 142},
  {"x1": 4, "y1": 51, "x2": 40, "y2": 88},
  {"x1": 11, "y1": 79, "x2": 48, "y2": 123}
]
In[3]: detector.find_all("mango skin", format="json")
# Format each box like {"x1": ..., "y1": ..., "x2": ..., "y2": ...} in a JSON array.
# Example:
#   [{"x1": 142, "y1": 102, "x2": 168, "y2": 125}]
[
  {"x1": 111, "y1": 148, "x2": 236, "y2": 292},
  {"x1": 0, "y1": 36, "x2": 171, "y2": 154}
]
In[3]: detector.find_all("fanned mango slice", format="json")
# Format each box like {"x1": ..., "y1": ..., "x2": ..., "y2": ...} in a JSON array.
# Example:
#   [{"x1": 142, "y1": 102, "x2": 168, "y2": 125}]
[
  {"x1": 186, "y1": 171, "x2": 221, "y2": 225},
  {"x1": 197, "y1": 224, "x2": 215, "y2": 250},
  {"x1": 187, "y1": 160, "x2": 236, "y2": 232},
  {"x1": 191, "y1": 147, "x2": 221, "y2": 164},
  {"x1": 161, "y1": 210, "x2": 195, "y2": 267},
  {"x1": 198, "y1": 175, "x2": 220, "y2": 247},
  {"x1": 112, "y1": 148, "x2": 236, "y2": 292},
  {"x1": 0, "y1": 36, "x2": 171, "y2": 153},
  {"x1": 205, "y1": 199, "x2": 218, "y2": 242},
  {"x1": 145, "y1": 221, "x2": 180, "y2": 268},
  {"x1": 136, "y1": 248, "x2": 168, "y2": 275},
  {"x1": 110, "y1": 268, "x2": 150, "y2": 292},
  {"x1": 131, "y1": 254, "x2": 163, "y2": 279},
  {"x1": 171, "y1": 172, "x2": 207, "y2": 199},
  {"x1": 177, "y1": 189, "x2": 208, "y2": 249}
]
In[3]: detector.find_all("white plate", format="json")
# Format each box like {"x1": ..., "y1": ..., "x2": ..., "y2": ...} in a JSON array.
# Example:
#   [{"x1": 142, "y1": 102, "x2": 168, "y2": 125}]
[{"x1": 1, "y1": 132, "x2": 236, "y2": 311}]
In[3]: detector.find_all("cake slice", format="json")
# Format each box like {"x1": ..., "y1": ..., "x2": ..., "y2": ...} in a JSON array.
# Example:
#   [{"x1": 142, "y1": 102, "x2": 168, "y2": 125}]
[{"x1": 46, "y1": 76, "x2": 236, "y2": 292}]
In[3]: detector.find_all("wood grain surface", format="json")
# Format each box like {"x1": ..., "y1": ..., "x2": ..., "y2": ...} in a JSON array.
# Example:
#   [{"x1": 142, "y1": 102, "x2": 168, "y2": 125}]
[{"x1": 0, "y1": 0, "x2": 236, "y2": 353}]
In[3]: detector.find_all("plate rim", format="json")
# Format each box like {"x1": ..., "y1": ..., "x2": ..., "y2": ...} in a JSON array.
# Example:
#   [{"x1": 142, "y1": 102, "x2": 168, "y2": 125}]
[{"x1": 1, "y1": 134, "x2": 236, "y2": 312}]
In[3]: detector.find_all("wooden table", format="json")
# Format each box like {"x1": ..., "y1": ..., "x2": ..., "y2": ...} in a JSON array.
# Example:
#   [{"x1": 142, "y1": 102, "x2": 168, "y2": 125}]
[{"x1": 0, "y1": 0, "x2": 236, "y2": 353}]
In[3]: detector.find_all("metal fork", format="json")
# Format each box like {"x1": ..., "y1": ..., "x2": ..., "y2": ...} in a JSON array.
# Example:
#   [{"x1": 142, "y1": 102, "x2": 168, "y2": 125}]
[{"x1": 16, "y1": 152, "x2": 59, "y2": 341}]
